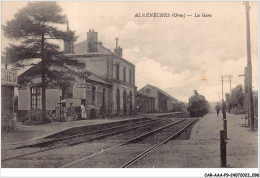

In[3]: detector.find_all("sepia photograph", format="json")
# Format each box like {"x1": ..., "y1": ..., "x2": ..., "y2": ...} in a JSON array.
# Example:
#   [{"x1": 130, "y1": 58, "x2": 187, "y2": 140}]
[{"x1": 1, "y1": 0, "x2": 259, "y2": 177}]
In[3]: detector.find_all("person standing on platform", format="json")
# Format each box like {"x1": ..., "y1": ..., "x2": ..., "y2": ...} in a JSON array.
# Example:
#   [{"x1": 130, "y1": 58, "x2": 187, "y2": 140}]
[
  {"x1": 90, "y1": 102, "x2": 95, "y2": 119},
  {"x1": 215, "y1": 103, "x2": 220, "y2": 116},
  {"x1": 81, "y1": 103, "x2": 87, "y2": 120},
  {"x1": 221, "y1": 99, "x2": 227, "y2": 119},
  {"x1": 68, "y1": 103, "x2": 75, "y2": 121}
]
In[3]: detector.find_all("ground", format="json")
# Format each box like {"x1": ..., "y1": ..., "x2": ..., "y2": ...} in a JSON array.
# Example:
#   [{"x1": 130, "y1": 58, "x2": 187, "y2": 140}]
[
  {"x1": 1, "y1": 112, "x2": 258, "y2": 168},
  {"x1": 131, "y1": 111, "x2": 258, "y2": 168},
  {"x1": 1, "y1": 115, "x2": 146, "y2": 144}
]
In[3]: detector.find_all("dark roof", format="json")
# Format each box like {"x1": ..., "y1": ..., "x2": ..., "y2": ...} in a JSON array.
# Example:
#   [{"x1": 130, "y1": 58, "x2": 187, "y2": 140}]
[
  {"x1": 67, "y1": 67, "x2": 111, "y2": 85},
  {"x1": 73, "y1": 40, "x2": 135, "y2": 67},
  {"x1": 139, "y1": 84, "x2": 178, "y2": 102},
  {"x1": 18, "y1": 62, "x2": 42, "y2": 82},
  {"x1": 136, "y1": 93, "x2": 156, "y2": 99},
  {"x1": 18, "y1": 62, "x2": 111, "y2": 86},
  {"x1": 74, "y1": 40, "x2": 113, "y2": 55}
]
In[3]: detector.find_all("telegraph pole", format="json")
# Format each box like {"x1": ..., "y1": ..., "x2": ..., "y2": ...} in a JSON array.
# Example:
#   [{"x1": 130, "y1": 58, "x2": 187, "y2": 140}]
[
  {"x1": 221, "y1": 76, "x2": 224, "y2": 100},
  {"x1": 244, "y1": 1, "x2": 254, "y2": 131},
  {"x1": 239, "y1": 67, "x2": 249, "y2": 126},
  {"x1": 220, "y1": 75, "x2": 233, "y2": 100},
  {"x1": 245, "y1": 67, "x2": 249, "y2": 126},
  {"x1": 228, "y1": 76, "x2": 232, "y2": 93}
]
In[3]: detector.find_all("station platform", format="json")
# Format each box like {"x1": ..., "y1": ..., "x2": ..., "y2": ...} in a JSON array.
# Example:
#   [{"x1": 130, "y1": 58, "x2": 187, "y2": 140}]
[
  {"x1": 1, "y1": 112, "x2": 180, "y2": 146},
  {"x1": 138, "y1": 111, "x2": 258, "y2": 168},
  {"x1": 188, "y1": 112, "x2": 258, "y2": 168}
]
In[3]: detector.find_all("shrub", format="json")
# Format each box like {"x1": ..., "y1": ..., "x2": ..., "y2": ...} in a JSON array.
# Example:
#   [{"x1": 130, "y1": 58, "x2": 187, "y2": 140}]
[
  {"x1": 230, "y1": 107, "x2": 246, "y2": 115},
  {"x1": 23, "y1": 109, "x2": 52, "y2": 125}
]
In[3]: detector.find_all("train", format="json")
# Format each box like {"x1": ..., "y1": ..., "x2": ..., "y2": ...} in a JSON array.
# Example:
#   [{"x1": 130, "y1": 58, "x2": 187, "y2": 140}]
[{"x1": 188, "y1": 90, "x2": 210, "y2": 117}]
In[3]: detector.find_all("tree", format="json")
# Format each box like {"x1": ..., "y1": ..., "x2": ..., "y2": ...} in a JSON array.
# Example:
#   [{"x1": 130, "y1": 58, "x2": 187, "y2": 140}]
[
  {"x1": 229, "y1": 85, "x2": 245, "y2": 109},
  {"x1": 225, "y1": 93, "x2": 232, "y2": 112},
  {"x1": 14, "y1": 96, "x2": 18, "y2": 112},
  {"x1": 3, "y1": 2, "x2": 85, "y2": 122},
  {"x1": 253, "y1": 91, "x2": 258, "y2": 117}
]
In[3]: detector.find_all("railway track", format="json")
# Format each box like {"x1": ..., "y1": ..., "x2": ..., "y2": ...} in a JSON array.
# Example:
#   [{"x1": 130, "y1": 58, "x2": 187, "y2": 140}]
[
  {"x1": 59, "y1": 118, "x2": 195, "y2": 168},
  {"x1": 121, "y1": 118, "x2": 198, "y2": 168},
  {"x1": 15, "y1": 118, "x2": 157, "y2": 148},
  {"x1": 1, "y1": 118, "x2": 167, "y2": 162}
]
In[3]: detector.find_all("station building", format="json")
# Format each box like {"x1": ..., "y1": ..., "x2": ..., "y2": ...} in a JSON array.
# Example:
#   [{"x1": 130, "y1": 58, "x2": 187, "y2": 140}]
[
  {"x1": 17, "y1": 28, "x2": 136, "y2": 121},
  {"x1": 136, "y1": 84, "x2": 178, "y2": 114}
]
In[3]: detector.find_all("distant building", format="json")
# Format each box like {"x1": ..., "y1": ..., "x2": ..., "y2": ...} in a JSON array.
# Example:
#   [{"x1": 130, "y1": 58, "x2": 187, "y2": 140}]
[
  {"x1": 17, "y1": 27, "x2": 136, "y2": 120},
  {"x1": 136, "y1": 84, "x2": 178, "y2": 113},
  {"x1": 136, "y1": 93, "x2": 155, "y2": 114}
]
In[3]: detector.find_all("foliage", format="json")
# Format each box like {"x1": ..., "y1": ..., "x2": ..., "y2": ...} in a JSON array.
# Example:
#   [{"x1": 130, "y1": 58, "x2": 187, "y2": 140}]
[
  {"x1": 23, "y1": 109, "x2": 52, "y2": 125},
  {"x1": 231, "y1": 85, "x2": 244, "y2": 108},
  {"x1": 3, "y1": 2, "x2": 85, "y2": 122},
  {"x1": 14, "y1": 96, "x2": 18, "y2": 112},
  {"x1": 230, "y1": 107, "x2": 246, "y2": 115},
  {"x1": 3, "y1": 1, "x2": 85, "y2": 80},
  {"x1": 225, "y1": 85, "x2": 244, "y2": 111},
  {"x1": 1, "y1": 113, "x2": 15, "y2": 132},
  {"x1": 225, "y1": 93, "x2": 232, "y2": 112},
  {"x1": 172, "y1": 102, "x2": 187, "y2": 112}
]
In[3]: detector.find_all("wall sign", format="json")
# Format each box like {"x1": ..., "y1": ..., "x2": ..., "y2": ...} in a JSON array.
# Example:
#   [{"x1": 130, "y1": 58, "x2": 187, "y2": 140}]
[
  {"x1": 76, "y1": 83, "x2": 91, "y2": 89},
  {"x1": 1, "y1": 69, "x2": 18, "y2": 86}
]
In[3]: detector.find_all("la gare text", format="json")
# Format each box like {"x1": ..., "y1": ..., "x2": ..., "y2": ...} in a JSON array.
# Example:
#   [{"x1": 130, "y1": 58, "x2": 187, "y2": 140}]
[{"x1": 135, "y1": 13, "x2": 212, "y2": 18}]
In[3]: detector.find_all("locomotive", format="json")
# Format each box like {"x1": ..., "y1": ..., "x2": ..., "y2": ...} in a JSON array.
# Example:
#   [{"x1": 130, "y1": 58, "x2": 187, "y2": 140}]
[{"x1": 188, "y1": 90, "x2": 210, "y2": 117}]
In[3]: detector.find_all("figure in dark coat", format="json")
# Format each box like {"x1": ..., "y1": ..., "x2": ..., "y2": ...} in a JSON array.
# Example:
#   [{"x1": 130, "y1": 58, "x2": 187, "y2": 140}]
[
  {"x1": 215, "y1": 103, "x2": 220, "y2": 116},
  {"x1": 90, "y1": 103, "x2": 96, "y2": 119},
  {"x1": 221, "y1": 99, "x2": 227, "y2": 119}
]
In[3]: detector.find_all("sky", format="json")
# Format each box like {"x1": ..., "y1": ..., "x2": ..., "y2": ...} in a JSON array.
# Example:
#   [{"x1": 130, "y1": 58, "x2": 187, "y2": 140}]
[{"x1": 1, "y1": 1, "x2": 258, "y2": 102}]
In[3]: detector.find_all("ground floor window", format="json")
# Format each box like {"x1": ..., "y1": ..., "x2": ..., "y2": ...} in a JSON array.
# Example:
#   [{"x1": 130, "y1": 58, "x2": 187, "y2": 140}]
[
  {"x1": 31, "y1": 87, "x2": 41, "y2": 109},
  {"x1": 62, "y1": 85, "x2": 73, "y2": 99}
]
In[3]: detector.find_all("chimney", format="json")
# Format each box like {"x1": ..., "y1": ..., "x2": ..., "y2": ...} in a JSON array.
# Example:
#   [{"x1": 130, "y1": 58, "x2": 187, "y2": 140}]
[
  {"x1": 114, "y1": 38, "x2": 123, "y2": 58},
  {"x1": 87, "y1": 29, "x2": 98, "y2": 53},
  {"x1": 63, "y1": 20, "x2": 74, "y2": 54}
]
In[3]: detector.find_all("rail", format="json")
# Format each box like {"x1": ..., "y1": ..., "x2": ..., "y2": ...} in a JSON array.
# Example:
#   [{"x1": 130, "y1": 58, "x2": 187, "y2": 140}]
[
  {"x1": 121, "y1": 118, "x2": 198, "y2": 168},
  {"x1": 59, "y1": 119, "x2": 186, "y2": 168},
  {"x1": 2, "y1": 119, "x2": 164, "y2": 162}
]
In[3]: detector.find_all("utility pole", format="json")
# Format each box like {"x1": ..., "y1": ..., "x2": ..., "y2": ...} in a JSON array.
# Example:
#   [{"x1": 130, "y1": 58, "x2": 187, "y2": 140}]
[
  {"x1": 244, "y1": 1, "x2": 254, "y2": 131},
  {"x1": 221, "y1": 76, "x2": 224, "y2": 100},
  {"x1": 228, "y1": 75, "x2": 233, "y2": 93},
  {"x1": 219, "y1": 75, "x2": 233, "y2": 100},
  {"x1": 238, "y1": 67, "x2": 249, "y2": 126},
  {"x1": 244, "y1": 67, "x2": 249, "y2": 126}
]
